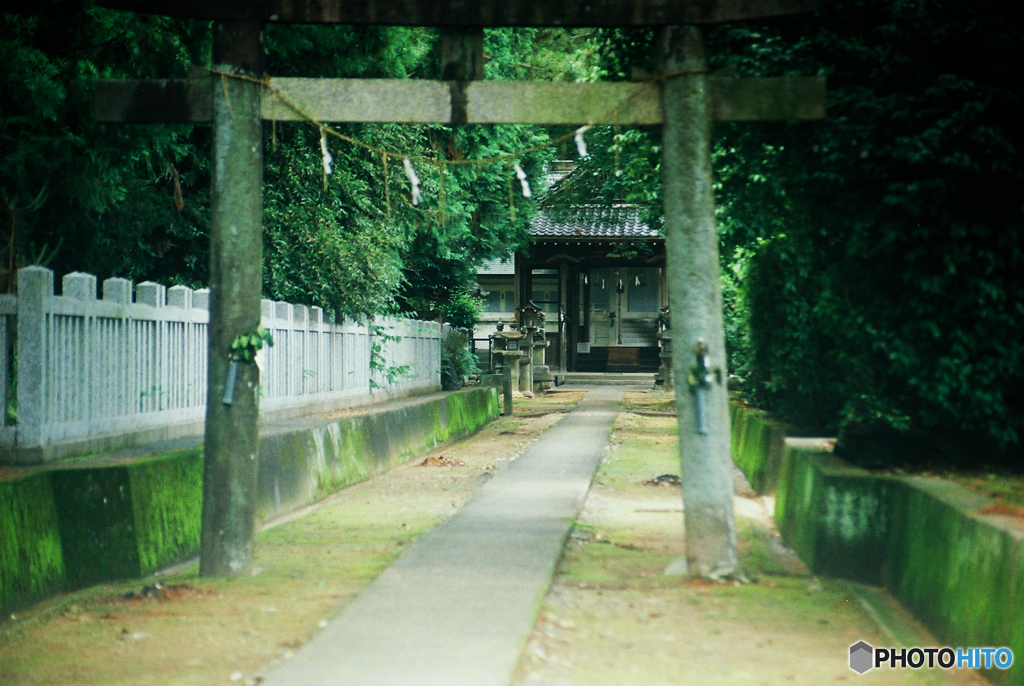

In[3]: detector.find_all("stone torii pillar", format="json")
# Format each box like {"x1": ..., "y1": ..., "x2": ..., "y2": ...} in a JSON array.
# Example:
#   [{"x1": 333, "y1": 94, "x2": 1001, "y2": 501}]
[
  {"x1": 95, "y1": 0, "x2": 823, "y2": 580},
  {"x1": 196, "y1": 20, "x2": 265, "y2": 578},
  {"x1": 660, "y1": 26, "x2": 733, "y2": 578}
]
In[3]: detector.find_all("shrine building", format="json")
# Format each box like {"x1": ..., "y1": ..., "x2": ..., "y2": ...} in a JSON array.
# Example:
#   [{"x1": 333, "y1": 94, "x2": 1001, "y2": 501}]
[{"x1": 475, "y1": 204, "x2": 666, "y2": 376}]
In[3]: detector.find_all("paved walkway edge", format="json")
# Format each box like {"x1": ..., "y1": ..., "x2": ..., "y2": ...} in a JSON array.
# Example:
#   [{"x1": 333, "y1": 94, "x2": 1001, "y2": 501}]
[{"x1": 261, "y1": 387, "x2": 623, "y2": 686}]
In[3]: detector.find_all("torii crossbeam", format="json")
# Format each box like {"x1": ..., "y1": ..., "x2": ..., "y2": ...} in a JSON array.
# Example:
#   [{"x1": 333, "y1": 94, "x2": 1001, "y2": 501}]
[{"x1": 95, "y1": 0, "x2": 824, "y2": 580}]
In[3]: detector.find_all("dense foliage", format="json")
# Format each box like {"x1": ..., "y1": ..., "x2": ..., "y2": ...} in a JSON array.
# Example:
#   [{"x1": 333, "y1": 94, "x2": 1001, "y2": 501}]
[
  {"x1": 713, "y1": 0, "x2": 1023, "y2": 462},
  {"x1": 1, "y1": 6, "x2": 211, "y2": 291},
  {"x1": 1, "y1": 6, "x2": 575, "y2": 322},
  {"x1": 541, "y1": 3, "x2": 1024, "y2": 462}
]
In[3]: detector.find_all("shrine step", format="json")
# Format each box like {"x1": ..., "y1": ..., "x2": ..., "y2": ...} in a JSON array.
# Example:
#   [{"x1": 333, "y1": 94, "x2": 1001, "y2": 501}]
[{"x1": 575, "y1": 346, "x2": 660, "y2": 373}]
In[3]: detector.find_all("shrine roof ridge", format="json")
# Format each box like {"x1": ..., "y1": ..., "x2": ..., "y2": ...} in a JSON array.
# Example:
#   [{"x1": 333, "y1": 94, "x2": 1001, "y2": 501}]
[{"x1": 532, "y1": 205, "x2": 661, "y2": 240}]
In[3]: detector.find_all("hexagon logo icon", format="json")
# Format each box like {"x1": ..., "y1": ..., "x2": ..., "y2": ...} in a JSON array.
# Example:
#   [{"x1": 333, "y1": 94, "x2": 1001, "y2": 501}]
[{"x1": 850, "y1": 641, "x2": 874, "y2": 674}]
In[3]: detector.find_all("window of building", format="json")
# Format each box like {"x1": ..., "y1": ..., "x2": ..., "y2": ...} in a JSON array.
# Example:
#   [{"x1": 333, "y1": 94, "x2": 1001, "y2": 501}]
[{"x1": 480, "y1": 279, "x2": 515, "y2": 313}]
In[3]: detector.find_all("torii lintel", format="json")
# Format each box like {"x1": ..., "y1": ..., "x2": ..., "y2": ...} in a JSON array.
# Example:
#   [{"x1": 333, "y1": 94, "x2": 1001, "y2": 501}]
[
  {"x1": 94, "y1": 77, "x2": 826, "y2": 126},
  {"x1": 98, "y1": 0, "x2": 815, "y2": 26}
]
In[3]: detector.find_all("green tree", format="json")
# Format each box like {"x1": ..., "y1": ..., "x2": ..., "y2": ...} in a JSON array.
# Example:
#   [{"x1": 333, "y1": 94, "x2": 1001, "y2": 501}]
[
  {"x1": 1, "y1": 4, "x2": 211, "y2": 290},
  {"x1": 715, "y1": 0, "x2": 1024, "y2": 460}
]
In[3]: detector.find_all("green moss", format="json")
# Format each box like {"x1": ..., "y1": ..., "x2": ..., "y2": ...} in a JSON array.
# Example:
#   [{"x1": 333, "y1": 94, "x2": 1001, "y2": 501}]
[
  {"x1": 47, "y1": 448, "x2": 205, "y2": 589},
  {"x1": 813, "y1": 474, "x2": 897, "y2": 584},
  {"x1": 729, "y1": 403, "x2": 747, "y2": 468},
  {"x1": 323, "y1": 419, "x2": 374, "y2": 492},
  {"x1": 50, "y1": 466, "x2": 141, "y2": 589},
  {"x1": 774, "y1": 449, "x2": 896, "y2": 584},
  {"x1": 774, "y1": 445, "x2": 819, "y2": 568},
  {"x1": 256, "y1": 388, "x2": 497, "y2": 518},
  {"x1": 730, "y1": 405, "x2": 788, "y2": 495},
  {"x1": 427, "y1": 387, "x2": 498, "y2": 446},
  {"x1": 0, "y1": 474, "x2": 66, "y2": 615},
  {"x1": 888, "y1": 483, "x2": 1021, "y2": 683},
  {"x1": 128, "y1": 448, "x2": 203, "y2": 575},
  {"x1": 775, "y1": 446, "x2": 1024, "y2": 686},
  {"x1": 4, "y1": 389, "x2": 500, "y2": 617}
]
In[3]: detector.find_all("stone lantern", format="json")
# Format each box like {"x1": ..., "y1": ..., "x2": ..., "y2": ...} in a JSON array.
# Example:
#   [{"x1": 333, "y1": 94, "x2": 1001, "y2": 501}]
[
  {"x1": 490, "y1": 324, "x2": 525, "y2": 416},
  {"x1": 516, "y1": 302, "x2": 542, "y2": 395},
  {"x1": 531, "y1": 311, "x2": 554, "y2": 391},
  {"x1": 656, "y1": 305, "x2": 673, "y2": 390},
  {"x1": 518, "y1": 302, "x2": 541, "y2": 330}
]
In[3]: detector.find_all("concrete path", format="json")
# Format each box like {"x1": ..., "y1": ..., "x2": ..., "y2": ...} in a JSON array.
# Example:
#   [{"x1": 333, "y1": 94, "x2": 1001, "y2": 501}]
[{"x1": 261, "y1": 387, "x2": 623, "y2": 686}]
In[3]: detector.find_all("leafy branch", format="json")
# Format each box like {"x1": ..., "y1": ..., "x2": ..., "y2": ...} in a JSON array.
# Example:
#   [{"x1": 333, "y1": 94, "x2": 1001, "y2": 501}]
[{"x1": 230, "y1": 324, "x2": 274, "y2": 364}]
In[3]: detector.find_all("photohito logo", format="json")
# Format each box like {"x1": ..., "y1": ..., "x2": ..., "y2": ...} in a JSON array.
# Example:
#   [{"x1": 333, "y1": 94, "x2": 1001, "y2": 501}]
[{"x1": 849, "y1": 641, "x2": 1013, "y2": 674}]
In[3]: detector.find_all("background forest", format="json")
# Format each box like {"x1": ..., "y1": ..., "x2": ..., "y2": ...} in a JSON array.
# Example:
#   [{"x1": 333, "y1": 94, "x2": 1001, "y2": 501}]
[{"x1": 2, "y1": 0, "x2": 1022, "y2": 464}]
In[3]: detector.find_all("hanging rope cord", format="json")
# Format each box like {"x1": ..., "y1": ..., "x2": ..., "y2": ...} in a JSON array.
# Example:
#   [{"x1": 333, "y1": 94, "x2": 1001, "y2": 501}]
[
  {"x1": 211, "y1": 67, "x2": 707, "y2": 214},
  {"x1": 210, "y1": 67, "x2": 706, "y2": 166}
]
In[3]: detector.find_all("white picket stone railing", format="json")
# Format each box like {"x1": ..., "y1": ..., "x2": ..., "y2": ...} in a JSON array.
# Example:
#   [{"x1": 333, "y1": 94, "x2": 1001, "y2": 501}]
[{"x1": 2, "y1": 266, "x2": 441, "y2": 462}]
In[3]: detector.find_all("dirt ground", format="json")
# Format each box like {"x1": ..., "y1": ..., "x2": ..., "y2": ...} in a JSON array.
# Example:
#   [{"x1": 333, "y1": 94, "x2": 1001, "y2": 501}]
[
  {"x1": 0, "y1": 389, "x2": 996, "y2": 686},
  {"x1": 510, "y1": 396, "x2": 992, "y2": 686},
  {"x1": 0, "y1": 392, "x2": 583, "y2": 686}
]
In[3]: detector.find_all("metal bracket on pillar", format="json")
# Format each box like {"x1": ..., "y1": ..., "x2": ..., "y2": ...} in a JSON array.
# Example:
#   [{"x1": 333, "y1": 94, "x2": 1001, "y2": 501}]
[{"x1": 686, "y1": 339, "x2": 722, "y2": 435}]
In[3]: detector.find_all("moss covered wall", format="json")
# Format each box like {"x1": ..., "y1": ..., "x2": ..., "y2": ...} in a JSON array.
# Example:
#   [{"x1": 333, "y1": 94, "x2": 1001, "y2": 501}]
[
  {"x1": 773, "y1": 445, "x2": 899, "y2": 585},
  {"x1": 257, "y1": 387, "x2": 499, "y2": 521},
  {"x1": 730, "y1": 404, "x2": 788, "y2": 494},
  {"x1": 44, "y1": 448, "x2": 206, "y2": 591},
  {"x1": 886, "y1": 477, "x2": 1023, "y2": 684},
  {"x1": 774, "y1": 444, "x2": 1024, "y2": 686},
  {"x1": 0, "y1": 474, "x2": 65, "y2": 614},
  {"x1": 129, "y1": 449, "x2": 204, "y2": 576},
  {"x1": 50, "y1": 466, "x2": 142, "y2": 589},
  {"x1": 732, "y1": 403, "x2": 1024, "y2": 685},
  {"x1": 2, "y1": 388, "x2": 498, "y2": 617}
]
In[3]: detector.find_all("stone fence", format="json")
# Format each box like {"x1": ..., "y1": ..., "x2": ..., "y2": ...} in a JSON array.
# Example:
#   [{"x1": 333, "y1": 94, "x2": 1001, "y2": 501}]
[{"x1": 1, "y1": 267, "x2": 442, "y2": 464}]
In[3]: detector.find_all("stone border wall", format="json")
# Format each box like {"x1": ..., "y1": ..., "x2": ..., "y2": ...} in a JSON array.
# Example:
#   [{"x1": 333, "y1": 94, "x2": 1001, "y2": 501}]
[
  {"x1": 729, "y1": 403, "x2": 789, "y2": 495},
  {"x1": 0, "y1": 387, "x2": 498, "y2": 617},
  {"x1": 731, "y1": 404, "x2": 1024, "y2": 686}
]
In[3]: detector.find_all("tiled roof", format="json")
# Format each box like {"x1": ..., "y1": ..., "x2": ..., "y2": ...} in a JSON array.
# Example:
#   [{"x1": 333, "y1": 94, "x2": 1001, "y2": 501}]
[
  {"x1": 478, "y1": 206, "x2": 661, "y2": 274},
  {"x1": 530, "y1": 205, "x2": 659, "y2": 239}
]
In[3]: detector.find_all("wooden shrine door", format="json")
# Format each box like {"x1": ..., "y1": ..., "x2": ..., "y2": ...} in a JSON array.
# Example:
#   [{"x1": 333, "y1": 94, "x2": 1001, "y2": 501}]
[{"x1": 588, "y1": 267, "x2": 661, "y2": 347}]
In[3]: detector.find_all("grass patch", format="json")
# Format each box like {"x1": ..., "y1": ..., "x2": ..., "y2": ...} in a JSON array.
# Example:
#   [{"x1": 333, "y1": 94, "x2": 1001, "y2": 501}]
[{"x1": 511, "y1": 391, "x2": 586, "y2": 417}]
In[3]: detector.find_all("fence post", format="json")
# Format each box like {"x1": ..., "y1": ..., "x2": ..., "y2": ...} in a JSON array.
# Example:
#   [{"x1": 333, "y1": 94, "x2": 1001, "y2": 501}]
[
  {"x1": 63, "y1": 272, "x2": 97, "y2": 301},
  {"x1": 64, "y1": 273, "x2": 98, "y2": 424},
  {"x1": 260, "y1": 298, "x2": 275, "y2": 321},
  {"x1": 257, "y1": 299, "x2": 275, "y2": 389},
  {"x1": 167, "y1": 285, "x2": 194, "y2": 309},
  {"x1": 136, "y1": 282, "x2": 165, "y2": 307},
  {"x1": 103, "y1": 277, "x2": 132, "y2": 306},
  {"x1": 16, "y1": 266, "x2": 53, "y2": 461},
  {"x1": 193, "y1": 289, "x2": 211, "y2": 310},
  {"x1": 102, "y1": 277, "x2": 132, "y2": 420}
]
